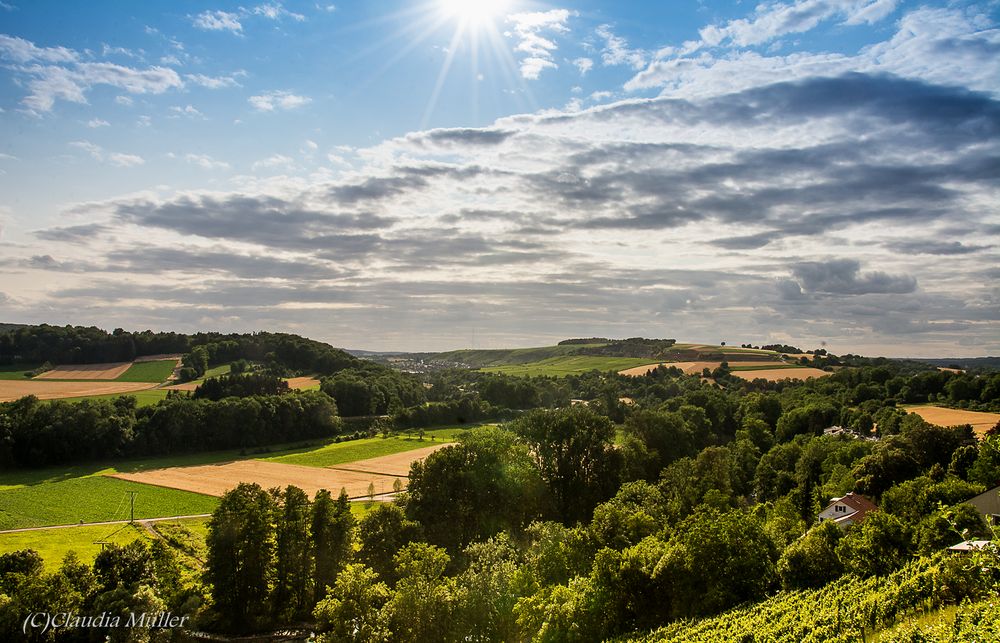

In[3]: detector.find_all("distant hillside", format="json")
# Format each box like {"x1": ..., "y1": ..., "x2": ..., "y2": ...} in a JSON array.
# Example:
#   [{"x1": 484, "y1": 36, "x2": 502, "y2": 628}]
[
  {"x1": 399, "y1": 338, "x2": 781, "y2": 369},
  {"x1": 907, "y1": 356, "x2": 1000, "y2": 371}
]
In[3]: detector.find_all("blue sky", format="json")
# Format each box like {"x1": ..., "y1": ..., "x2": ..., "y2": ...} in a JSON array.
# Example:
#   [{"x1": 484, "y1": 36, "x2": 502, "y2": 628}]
[{"x1": 0, "y1": 0, "x2": 998, "y2": 355}]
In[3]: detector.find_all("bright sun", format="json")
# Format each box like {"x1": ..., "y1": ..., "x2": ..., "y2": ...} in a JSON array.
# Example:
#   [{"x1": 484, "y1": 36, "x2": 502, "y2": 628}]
[{"x1": 438, "y1": 0, "x2": 511, "y2": 26}]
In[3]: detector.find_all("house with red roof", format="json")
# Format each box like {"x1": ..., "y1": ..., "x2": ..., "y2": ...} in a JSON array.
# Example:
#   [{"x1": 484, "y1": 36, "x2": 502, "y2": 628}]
[{"x1": 817, "y1": 492, "x2": 878, "y2": 528}]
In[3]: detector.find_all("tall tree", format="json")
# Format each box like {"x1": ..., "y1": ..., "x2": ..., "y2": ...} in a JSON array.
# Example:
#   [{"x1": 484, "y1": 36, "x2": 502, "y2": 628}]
[
  {"x1": 205, "y1": 482, "x2": 277, "y2": 633},
  {"x1": 510, "y1": 407, "x2": 621, "y2": 524},
  {"x1": 274, "y1": 485, "x2": 314, "y2": 620},
  {"x1": 312, "y1": 488, "x2": 356, "y2": 603}
]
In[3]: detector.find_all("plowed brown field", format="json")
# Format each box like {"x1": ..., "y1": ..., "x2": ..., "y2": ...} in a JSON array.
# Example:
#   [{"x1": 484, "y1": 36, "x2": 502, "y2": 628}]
[
  {"x1": 34, "y1": 362, "x2": 132, "y2": 380},
  {"x1": 0, "y1": 381, "x2": 157, "y2": 402},
  {"x1": 732, "y1": 368, "x2": 830, "y2": 381},
  {"x1": 108, "y1": 443, "x2": 450, "y2": 499}
]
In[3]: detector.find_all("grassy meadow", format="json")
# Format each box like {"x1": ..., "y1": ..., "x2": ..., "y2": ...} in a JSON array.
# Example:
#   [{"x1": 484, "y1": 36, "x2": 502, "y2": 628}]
[
  {"x1": 0, "y1": 476, "x2": 218, "y2": 530},
  {"x1": 114, "y1": 359, "x2": 177, "y2": 383}
]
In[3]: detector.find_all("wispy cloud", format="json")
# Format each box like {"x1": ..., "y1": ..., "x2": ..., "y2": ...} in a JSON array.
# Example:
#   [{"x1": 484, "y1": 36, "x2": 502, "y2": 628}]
[
  {"x1": 184, "y1": 153, "x2": 230, "y2": 170},
  {"x1": 185, "y1": 72, "x2": 243, "y2": 89},
  {"x1": 86, "y1": 118, "x2": 109, "y2": 128},
  {"x1": 192, "y1": 10, "x2": 243, "y2": 34},
  {"x1": 0, "y1": 35, "x2": 183, "y2": 113},
  {"x1": 248, "y1": 90, "x2": 312, "y2": 111},
  {"x1": 506, "y1": 9, "x2": 574, "y2": 80},
  {"x1": 69, "y1": 140, "x2": 144, "y2": 167},
  {"x1": 596, "y1": 24, "x2": 646, "y2": 70}
]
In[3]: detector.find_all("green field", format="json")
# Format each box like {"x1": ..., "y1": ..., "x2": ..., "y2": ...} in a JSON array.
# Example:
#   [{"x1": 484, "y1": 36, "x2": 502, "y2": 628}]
[
  {"x1": 53, "y1": 388, "x2": 172, "y2": 407},
  {"x1": 0, "y1": 523, "x2": 154, "y2": 569},
  {"x1": 426, "y1": 344, "x2": 608, "y2": 368},
  {"x1": 263, "y1": 426, "x2": 471, "y2": 467},
  {"x1": 0, "y1": 476, "x2": 218, "y2": 530},
  {"x1": 0, "y1": 364, "x2": 38, "y2": 380},
  {"x1": 481, "y1": 355, "x2": 654, "y2": 377},
  {"x1": 115, "y1": 359, "x2": 177, "y2": 383}
]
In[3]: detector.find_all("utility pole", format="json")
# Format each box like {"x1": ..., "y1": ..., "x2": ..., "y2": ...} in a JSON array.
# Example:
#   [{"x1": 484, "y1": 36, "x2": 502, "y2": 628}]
[{"x1": 128, "y1": 491, "x2": 137, "y2": 524}]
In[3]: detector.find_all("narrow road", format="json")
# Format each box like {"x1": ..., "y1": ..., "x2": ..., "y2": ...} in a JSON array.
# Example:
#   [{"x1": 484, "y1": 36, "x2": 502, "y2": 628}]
[{"x1": 0, "y1": 514, "x2": 213, "y2": 534}]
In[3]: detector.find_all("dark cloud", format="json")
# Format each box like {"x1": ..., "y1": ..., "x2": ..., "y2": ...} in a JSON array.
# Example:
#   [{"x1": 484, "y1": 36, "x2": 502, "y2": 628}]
[
  {"x1": 33, "y1": 223, "x2": 109, "y2": 243},
  {"x1": 792, "y1": 259, "x2": 917, "y2": 295},
  {"x1": 420, "y1": 128, "x2": 514, "y2": 146},
  {"x1": 710, "y1": 233, "x2": 775, "y2": 250},
  {"x1": 103, "y1": 247, "x2": 348, "y2": 280},
  {"x1": 328, "y1": 175, "x2": 429, "y2": 205},
  {"x1": 109, "y1": 194, "x2": 389, "y2": 251},
  {"x1": 885, "y1": 240, "x2": 993, "y2": 255}
]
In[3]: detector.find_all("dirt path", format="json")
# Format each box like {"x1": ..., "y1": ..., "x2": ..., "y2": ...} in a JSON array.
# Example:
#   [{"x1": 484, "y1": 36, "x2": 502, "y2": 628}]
[{"x1": 0, "y1": 513, "x2": 213, "y2": 534}]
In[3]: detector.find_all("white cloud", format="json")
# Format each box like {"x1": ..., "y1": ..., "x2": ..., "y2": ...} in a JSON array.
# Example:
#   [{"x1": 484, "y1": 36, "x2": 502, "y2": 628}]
[
  {"x1": 185, "y1": 73, "x2": 242, "y2": 89},
  {"x1": 159, "y1": 54, "x2": 182, "y2": 66},
  {"x1": 0, "y1": 2, "x2": 16, "y2": 10},
  {"x1": 251, "y1": 153, "x2": 295, "y2": 171},
  {"x1": 169, "y1": 105, "x2": 205, "y2": 119},
  {"x1": 69, "y1": 140, "x2": 144, "y2": 167},
  {"x1": 507, "y1": 9, "x2": 573, "y2": 80},
  {"x1": 192, "y1": 10, "x2": 243, "y2": 33},
  {"x1": 252, "y1": 3, "x2": 305, "y2": 22},
  {"x1": 316, "y1": 4, "x2": 336, "y2": 12},
  {"x1": 248, "y1": 90, "x2": 312, "y2": 111},
  {"x1": 115, "y1": 95, "x2": 134, "y2": 106},
  {"x1": 0, "y1": 34, "x2": 77, "y2": 63},
  {"x1": 5, "y1": 36, "x2": 184, "y2": 113},
  {"x1": 596, "y1": 24, "x2": 646, "y2": 70},
  {"x1": 694, "y1": 0, "x2": 899, "y2": 52},
  {"x1": 86, "y1": 118, "x2": 110, "y2": 128},
  {"x1": 572, "y1": 57, "x2": 593, "y2": 75},
  {"x1": 136, "y1": 115, "x2": 151, "y2": 127},
  {"x1": 625, "y1": 7, "x2": 1000, "y2": 98},
  {"x1": 184, "y1": 153, "x2": 230, "y2": 170}
]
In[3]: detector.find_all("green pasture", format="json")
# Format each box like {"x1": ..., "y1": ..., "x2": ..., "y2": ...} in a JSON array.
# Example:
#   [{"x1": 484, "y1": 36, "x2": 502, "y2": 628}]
[
  {"x1": 0, "y1": 523, "x2": 154, "y2": 569},
  {"x1": 481, "y1": 355, "x2": 654, "y2": 377},
  {"x1": 115, "y1": 359, "x2": 177, "y2": 383},
  {"x1": 0, "y1": 476, "x2": 218, "y2": 530},
  {"x1": 53, "y1": 388, "x2": 172, "y2": 407},
  {"x1": 0, "y1": 365, "x2": 39, "y2": 380},
  {"x1": 0, "y1": 424, "x2": 476, "y2": 531},
  {"x1": 263, "y1": 426, "x2": 472, "y2": 467}
]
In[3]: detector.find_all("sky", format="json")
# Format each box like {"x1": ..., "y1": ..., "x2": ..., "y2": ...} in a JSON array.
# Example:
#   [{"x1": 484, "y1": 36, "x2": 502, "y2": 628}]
[{"x1": 0, "y1": 0, "x2": 998, "y2": 356}]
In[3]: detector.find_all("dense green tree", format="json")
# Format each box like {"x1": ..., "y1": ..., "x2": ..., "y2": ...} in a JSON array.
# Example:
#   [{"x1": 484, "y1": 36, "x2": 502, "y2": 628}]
[
  {"x1": 406, "y1": 427, "x2": 546, "y2": 552},
  {"x1": 777, "y1": 520, "x2": 844, "y2": 589},
  {"x1": 274, "y1": 485, "x2": 314, "y2": 619},
  {"x1": 312, "y1": 488, "x2": 355, "y2": 603},
  {"x1": 915, "y1": 504, "x2": 990, "y2": 554},
  {"x1": 455, "y1": 534, "x2": 531, "y2": 642},
  {"x1": 314, "y1": 563, "x2": 392, "y2": 643},
  {"x1": 358, "y1": 503, "x2": 422, "y2": 584},
  {"x1": 836, "y1": 511, "x2": 913, "y2": 577},
  {"x1": 589, "y1": 481, "x2": 666, "y2": 550},
  {"x1": 511, "y1": 407, "x2": 622, "y2": 524},
  {"x1": 660, "y1": 507, "x2": 777, "y2": 618},
  {"x1": 383, "y1": 543, "x2": 461, "y2": 643},
  {"x1": 205, "y1": 482, "x2": 277, "y2": 633}
]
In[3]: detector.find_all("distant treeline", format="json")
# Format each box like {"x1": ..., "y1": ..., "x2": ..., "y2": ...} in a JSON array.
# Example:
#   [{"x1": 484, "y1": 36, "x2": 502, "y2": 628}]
[
  {"x1": 0, "y1": 324, "x2": 370, "y2": 380},
  {"x1": 0, "y1": 392, "x2": 340, "y2": 468},
  {"x1": 555, "y1": 337, "x2": 679, "y2": 358}
]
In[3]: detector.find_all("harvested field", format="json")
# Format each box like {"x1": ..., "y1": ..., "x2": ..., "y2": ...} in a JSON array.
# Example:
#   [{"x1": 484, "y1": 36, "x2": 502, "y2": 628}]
[
  {"x1": 906, "y1": 406, "x2": 999, "y2": 437},
  {"x1": 34, "y1": 362, "x2": 132, "y2": 380},
  {"x1": 287, "y1": 377, "x2": 321, "y2": 390},
  {"x1": 109, "y1": 443, "x2": 450, "y2": 499},
  {"x1": 0, "y1": 380, "x2": 156, "y2": 402},
  {"x1": 619, "y1": 361, "x2": 792, "y2": 377},
  {"x1": 732, "y1": 367, "x2": 830, "y2": 381}
]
